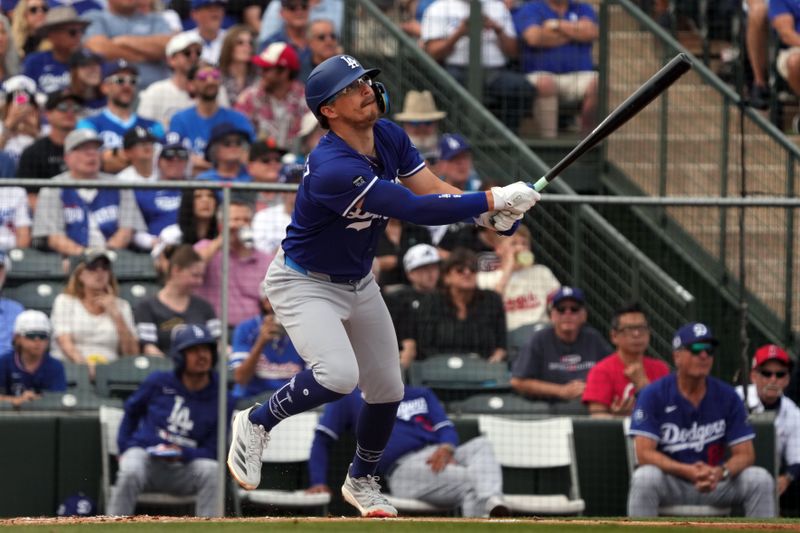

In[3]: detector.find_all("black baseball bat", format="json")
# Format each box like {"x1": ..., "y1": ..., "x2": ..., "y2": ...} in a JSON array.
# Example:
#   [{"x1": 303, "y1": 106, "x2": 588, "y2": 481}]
[{"x1": 528, "y1": 52, "x2": 693, "y2": 192}]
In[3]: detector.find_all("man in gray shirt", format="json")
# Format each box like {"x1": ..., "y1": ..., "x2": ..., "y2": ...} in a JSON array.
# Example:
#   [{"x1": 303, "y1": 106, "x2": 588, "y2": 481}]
[
  {"x1": 510, "y1": 286, "x2": 612, "y2": 403},
  {"x1": 32, "y1": 129, "x2": 145, "y2": 256},
  {"x1": 83, "y1": 0, "x2": 174, "y2": 88}
]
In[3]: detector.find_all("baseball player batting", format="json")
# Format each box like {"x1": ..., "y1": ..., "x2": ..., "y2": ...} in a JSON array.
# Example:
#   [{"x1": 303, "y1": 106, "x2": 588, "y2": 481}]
[{"x1": 227, "y1": 54, "x2": 540, "y2": 518}]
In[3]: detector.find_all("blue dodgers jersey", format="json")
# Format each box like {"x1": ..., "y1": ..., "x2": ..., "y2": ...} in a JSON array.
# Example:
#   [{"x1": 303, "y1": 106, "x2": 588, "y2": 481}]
[
  {"x1": 168, "y1": 107, "x2": 255, "y2": 156},
  {"x1": 22, "y1": 52, "x2": 70, "y2": 93},
  {"x1": 0, "y1": 350, "x2": 67, "y2": 395},
  {"x1": 134, "y1": 188, "x2": 182, "y2": 236},
  {"x1": 77, "y1": 110, "x2": 165, "y2": 150},
  {"x1": 316, "y1": 386, "x2": 458, "y2": 473},
  {"x1": 629, "y1": 374, "x2": 755, "y2": 466},
  {"x1": 281, "y1": 119, "x2": 425, "y2": 279}
]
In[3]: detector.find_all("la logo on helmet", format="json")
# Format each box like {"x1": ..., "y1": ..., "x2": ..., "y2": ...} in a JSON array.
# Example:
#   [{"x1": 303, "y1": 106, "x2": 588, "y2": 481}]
[{"x1": 341, "y1": 56, "x2": 361, "y2": 69}]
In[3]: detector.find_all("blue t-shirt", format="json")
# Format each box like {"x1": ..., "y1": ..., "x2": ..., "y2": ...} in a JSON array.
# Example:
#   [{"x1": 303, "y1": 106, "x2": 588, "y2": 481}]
[
  {"x1": 22, "y1": 51, "x2": 70, "y2": 93},
  {"x1": 282, "y1": 118, "x2": 425, "y2": 279},
  {"x1": 0, "y1": 350, "x2": 67, "y2": 395},
  {"x1": 197, "y1": 166, "x2": 252, "y2": 183},
  {"x1": 0, "y1": 298, "x2": 23, "y2": 354},
  {"x1": 260, "y1": 28, "x2": 312, "y2": 69},
  {"x1": 134, "y1": 188, "x2": 181, "y2": 236},
  {"x1": 629, "y1": 373, "x2": 755, "y2": 466},
  {"x1": 49, "y1": 0, "x2": 102, "y2": 14},
  {"x1": 168, "y1": 107, "x2": 255, "y2": 157},
  {"x1": 77, "y1": 109, "x2": 165, "y2": 150},
  {"x1": 228, "y1": 315, "x2": 305, "y2": 399},
  {"x1": 513, "y1": 0, "x2": 597, "y2": 74}
]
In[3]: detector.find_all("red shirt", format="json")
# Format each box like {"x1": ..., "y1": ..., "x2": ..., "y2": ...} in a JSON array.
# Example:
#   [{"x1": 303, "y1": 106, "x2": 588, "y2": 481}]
[{"x1": 582, "y1": 352, "x2": 670, "y2": 406}]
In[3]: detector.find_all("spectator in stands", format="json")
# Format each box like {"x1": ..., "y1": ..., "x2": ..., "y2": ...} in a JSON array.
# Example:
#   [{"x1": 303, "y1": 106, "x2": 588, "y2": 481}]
[
  {"x1": 0, "y1": 15, "x2": 20, "y2": 80},
  {"x1": 22, "y1": 6, "x2": 87, "y2": 93},
  {"x1": 308, "y1": 386, "x2": 510, "y2": 517},
  {"x1": 137, "y1": 0, "x2": 181, "y2": 32},
  {"x1": 258, "y1": 0, "x2": 343, "y2": 49},
  {"x1": 510, "y1": 286, "x2": 612, "y2": 403},
  {"x1": 301, "y1": 18, "x2": 339, "y2": 81},
  {"x1": 32, "y1": 129, "x2": 146, "y2": 255},
  {"x1": 259, "y1": 0, "x2": 311, "y2": 65},
  {"x1": 67, "y1": 49, "x2": 105, "y2": 113},
  {"x1": 414, "y1": 248, "x2": 507, "y2": 362},
  {"x1": 477, "y1": 224, "x2": 560, "y2": 331},
  {"x1": 16, "y1": 89, "x2": 81, "y2": 207},
  {"x1": 0, "y1": 75, "x2": 40, "y2": 162},
  {"x1": 219, "y1": 25, "x2": 258, "y2": 104},
  {"x1": 384, "y1": 243, "x2": 441, "y2": 369},
  {"x1": 117, "y1": 126, "x2": 157, "y2": 182},
  {"x1": 235, "y1": 42, "x2": 306, "y2": 148},
  {"x1": 184, "y1": 0, "x2": 226, "y2": 64},
  {"x1": 746, "y1": 0, "x2": 770, "y2": 110},
  {"x1": 134, "y1": 244, "x2": 219, "y2": 356},
  {"x1": 583, "y1": 302, "x2": 670, "y2": 417},
  {"x1": 107, "y1": 324, "x2": 224, "y2": 518},
  {"x1": 248, "y1": 136, "x2": 288, "y2": 212},
  {"x1": 515, "y1": 0, "x2": 599, "y2": 138},
  {"x1": 0, "y1": 186, "x2": 31, "y2": 250},
  {"x1": 76, "y1": 61, "x2": 165, "y2": 173},
  {"x1": 197, "y1": 122, "x2": 252, "y2": 184},
  {"x1": 11, "y1": 0, "x2": 47, "y2": 58},
  {"x1": 137, "y1": 32, "x2": 207, "y2": 129},
  {"x1": 394, "y1": 89, "x2": 446, "y2": 158},
  {"x1": 169, "y1": 63, "x2": 254, "y2": 175},
  {"x1": 769, "y1": 0, "x2": 800, "y2": 129},
  {"x1": 0, "y1": 310, "x2": 66, "y2": 407},
  {"x1": 375, "y1": 219, "x2": 433, "y2": 288},
  {"x1": 737, "y1": 344, "x2": 800, "y2": 501},
  {"x1": 83, "y1": 0, "x2": 174, "y2": 89},
  {"x1": 176, "y1": 187, "x2": 219, "y2": 245},
  {"x1": 627, "y1": 322, "x2": 776, "y2": 518},
  {"x1": 0, "y1": 251, "x2": 24, "y2": 353},
  {"x1": 195, "y1": 199, "x2": 272, "y2": 330},
  {"x1": 50, "y1": 248, "x2": 138, "y2": 372},
  {"x1": 421, "y1": 0, "x2": 534, "y2": 132},
  {"x1": 51, "y1": 0, "x2": 101, "y2": 16},
  {"x1": 296, "y1": 109, "x2": 322, "y2": 160},
  {"x1": 229, "y1": 283, "x2": 304, "y2": 399}
]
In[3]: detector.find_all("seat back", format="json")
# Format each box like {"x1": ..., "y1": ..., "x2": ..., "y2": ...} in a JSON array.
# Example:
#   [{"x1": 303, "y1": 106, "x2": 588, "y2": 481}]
[
  {"x1": 109, "y1": 250, "x2": 157, "y2": 282},
  {"x1": 409, "y1": 354, "x2": 511, "y2": 402},
  {"x1": 95, "y1": 356, "x2": 174, "y2": 399},
  {"x1": 478, "y1": 415, "x2": 573, "y2": 468},
  {"x1": 62, "y1": 360, "x2": 91, "y2": 392},
  {"x1": 5, "y1": 248, "x2": 66, "y2": 284},
  {"x1": 118, "y1": 282, "x2": 160, "y2": 309},
  {"x1": 450, "y1": 393, "x2": 551, "y2": 416},
  {"x1": 3, "y1": 281, "x2": 64, "y2": 314}
]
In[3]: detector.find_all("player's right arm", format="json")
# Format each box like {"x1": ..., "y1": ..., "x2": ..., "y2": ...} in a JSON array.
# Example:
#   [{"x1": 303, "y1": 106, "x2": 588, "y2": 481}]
[{"x1": 634, "y1": 436, "x2": 705, "y2": 482}]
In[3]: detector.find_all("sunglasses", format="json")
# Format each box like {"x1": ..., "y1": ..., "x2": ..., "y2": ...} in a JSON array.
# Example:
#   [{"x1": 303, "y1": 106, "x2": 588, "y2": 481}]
[
  {"x1": 54, "y1": 101, "x2": 81, "y2": 113},
  {"x1": 616, "y1": 324, "x2": 649, "y2": 335},
  {"x1": 254, "y1": 155, "x2": 282, "y2": 164},
  {"x1": 27, "y1": 4, "x2": 48, "y2": 14},
  {"x1": 63, "y1": 27, "x2": 84, "y2": 37},
  {"x1": 407, "y1": 120, "x2": 435, "y2": 127},
  {"x1": 107, "y1": 74, "x2": 138, "y2": 86},
  {"x1": 24, "y1": 332, "x2": 49, "y2": 340},
  {"x1": 180, "y1": 48, "x2": 202, "y2": 58},
  {"x1": 555, "y1": 304, "x2": 582, "y2": 314},
  {"x1": 161, "y1": 148, "x2": 189, "y2": 160},
  {"x1": 85, "y1": 261, "x2": 111, "y2": 272},
  {"x1": 327, "y1": 75, "x2": 372, "y2": 105},
  {"x1": 313, "y1": 32, "x2": 337, "y2": 41},
  {"x1": 283, "y1": 2, "x2": 308, "y2": 11},
  {"x1": 453, "y1": 265, "x2": 476, "y2": 274},
  {"x1": 196, "y1": 69, "x2": 221, "y2": 81},
  {"x1": 686, "y1": 342, "x2": 715, "y2": 356},
  {"x1": 758, "y1": 370, "x2": 788, "y2": 379}
]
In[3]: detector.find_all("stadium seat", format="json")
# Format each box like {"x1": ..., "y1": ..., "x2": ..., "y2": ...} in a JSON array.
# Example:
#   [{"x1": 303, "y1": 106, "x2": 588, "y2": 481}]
[
  {"x1": 449, "y1": 392, "x2": 551, "y2": 416},
  {"x1": 5, "y1": 248, "x2": 66, "y2": 284},
  {"x1": 99, "y1": 405, "x2": 196, "y2": 514},
  {"x1": 478, "y1": 415, "x2": 586, "y2": 515},
  {"x1": 408, "y1": 354, "x2": 511, "y2": 403},
  {"x1": 238, "y1": 411, "x2": 330, "y2": 516},
  {"x1": 506, "y1": 323, "x2": 547, "y2": 363},
  {"x1": 94, "y1": 356, "x2": 174, "y2": 399},
  {"x1": 108, "y1": 249, "x2": 157, "y2": 282},
  {"x1": 118, "y1": 281, "x2": 160, "y2": 309},
  {"x1": 622, "y1": 417, "x2": 731, "y2": 517},
  {"x1": 20, "y1": 391, "x2": 121, "y2": 412},
  {"x1": 2, "y1": 281, "x2": 65, "y2": 314},
  {"x1": 62, "y1": 360, "x2": 91, "y2": 392}
]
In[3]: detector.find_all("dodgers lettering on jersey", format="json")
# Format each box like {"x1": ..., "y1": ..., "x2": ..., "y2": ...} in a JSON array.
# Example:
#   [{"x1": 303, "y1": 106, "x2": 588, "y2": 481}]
[
  {"x1": 77, "y1": 110, "x2": 165, "y2": 149},
  {"x1": 281, "y1": 119, "x2": 425, "y2": 279},
  {"x1": 629, "y1": 374, "x2": 754, "y2": 465},
  {"x1": 22, "y1": 52, "x2": 70, "y2": 93},
  {"x1": 134, "y1": 189, "x2": 181, "y2": 235}
]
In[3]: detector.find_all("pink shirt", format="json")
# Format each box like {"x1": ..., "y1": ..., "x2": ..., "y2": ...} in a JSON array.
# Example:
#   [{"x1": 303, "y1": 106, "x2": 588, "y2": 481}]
[{"x1": 582, "y1": 352, "x2": 670, "y2": 406}]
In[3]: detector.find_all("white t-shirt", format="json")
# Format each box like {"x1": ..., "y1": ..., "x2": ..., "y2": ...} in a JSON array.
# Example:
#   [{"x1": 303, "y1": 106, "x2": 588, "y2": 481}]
[
  {"x1": 50, "y1": 293, "x2": 136, "y2": 364},
  {"x1": 477, "y1": 264, "x2": 560, "y2": 330},
  {"x1": 183, "y1": 28, "x2": 227, "y2": 65},
  {"x1": 737, "y1": 384, "x2": 800, "y2": 469},
  {"x1": 421, "y1": 0, "x2": 516, "y2": 67},
  {"x1": 0, "y1": 186, "x2": 31, "y2": 251},
  {"x1": 252, "y1": 203, "x2": 291, "y2": 256}
]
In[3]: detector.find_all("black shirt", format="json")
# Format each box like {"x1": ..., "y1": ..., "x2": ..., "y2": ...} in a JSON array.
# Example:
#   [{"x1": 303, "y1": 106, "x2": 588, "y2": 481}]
[
  {"x1": 375, "y1": 222, "x2": 432, "y2": 286},
  {"x1": 17, "y1": 137, "x2": 66, "y2": 192}
]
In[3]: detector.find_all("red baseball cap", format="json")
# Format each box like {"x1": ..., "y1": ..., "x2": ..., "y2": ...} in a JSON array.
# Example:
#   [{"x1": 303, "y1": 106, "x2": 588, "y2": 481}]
[
  {"x1": 252, "y1": 42, "x2": 300, "y2": 71},
  {"x1": 752, "y1": 344, "x2": 793, "y2": 368}
]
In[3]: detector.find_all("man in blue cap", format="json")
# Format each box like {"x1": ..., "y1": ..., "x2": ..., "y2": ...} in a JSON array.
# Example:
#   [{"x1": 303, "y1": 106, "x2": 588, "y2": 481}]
[
  {"x1": 197, "y1": 123, "x2": 252, "y2": 184},
  {"x1": 184, "y1": 0, "x2": 228, "y2": 64}
]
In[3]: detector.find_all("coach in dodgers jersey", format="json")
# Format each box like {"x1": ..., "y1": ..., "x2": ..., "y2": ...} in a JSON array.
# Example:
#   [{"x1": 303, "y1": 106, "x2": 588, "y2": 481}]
[
  {"x1": 627, "y1": 322, "x2": 775, "y2": 517},
  {"x1": 227, "y1": 53, "x2": 541, "y2": 518}
]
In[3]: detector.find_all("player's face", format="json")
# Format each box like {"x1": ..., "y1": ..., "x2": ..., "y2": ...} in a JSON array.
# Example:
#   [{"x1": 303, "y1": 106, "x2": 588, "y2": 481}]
[
  {"x1": 16, "y1": 332, "x2": 49, "y2": 359},
  {"x1": 324, "y1": 76, "x2": 379, "y2": 128},
  {"x1": 610, "y1": 311, "x2": 650, "y2": 356},
  {"x1": 751, "y1": 361, "x2": 790, "y2": 406},
  {"x1": 183, "y1": 344, "x2": 213, "y2": 375},
  {"x1": 674, "y1": 343, "x2": 714, "y2": 379},
  {"x1": 407, "y1": 263, "x2": 440, "y2": 293},
  {"x1": 550, "y1": 299, "x2": 586, "y2": 340}
]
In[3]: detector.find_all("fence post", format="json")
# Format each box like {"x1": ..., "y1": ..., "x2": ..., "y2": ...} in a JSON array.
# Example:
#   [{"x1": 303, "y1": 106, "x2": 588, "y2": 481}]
[
  {"x1": 216, "y1": 187, "x2": 231, "y2": 517},
  {"x1": 785, "y1": 156, "x2": 796, "y2": 345},
  {"x1": 467, "y1": 0, "x2": 483, "y2": 102}
]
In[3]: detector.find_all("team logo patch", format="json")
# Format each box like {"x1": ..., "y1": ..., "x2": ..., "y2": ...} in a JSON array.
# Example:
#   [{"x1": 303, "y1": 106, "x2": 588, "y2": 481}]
[
  {"x1": 633, "y1": 408, "x2": 646, "y2": 422},
  {"x1": 352, "y1": 176, "x2": 366, "y2": 187}
]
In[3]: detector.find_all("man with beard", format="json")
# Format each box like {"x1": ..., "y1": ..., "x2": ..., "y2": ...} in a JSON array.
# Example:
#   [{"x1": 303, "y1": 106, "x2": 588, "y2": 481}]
[
  {"x1": 76, "y1": 61, "x2": 165, "y2": 173},
  {"x1": 170, "y1": 63, "x2": 254, "y2": 175},
  {"x1": 394, "y1": 90, "x2": 445, "y2": 159}
]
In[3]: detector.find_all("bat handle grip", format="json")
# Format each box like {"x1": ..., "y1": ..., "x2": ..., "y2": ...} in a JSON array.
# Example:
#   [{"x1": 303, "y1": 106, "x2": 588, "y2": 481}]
[{"x1": 528, "y1": 177, "x2": 549, "y2": 192}]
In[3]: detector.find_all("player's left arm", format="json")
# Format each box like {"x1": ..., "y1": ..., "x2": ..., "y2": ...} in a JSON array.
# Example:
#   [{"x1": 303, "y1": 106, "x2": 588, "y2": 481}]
[
  {"x1": 402, "y1": 165, "x2": 465, "y2": 196},
  {"x1": 716, "y1": 440, "x2": 755, "y2": 480}
]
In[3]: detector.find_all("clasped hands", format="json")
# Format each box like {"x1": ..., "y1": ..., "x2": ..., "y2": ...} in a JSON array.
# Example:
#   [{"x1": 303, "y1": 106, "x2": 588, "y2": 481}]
[{"x1": 476, "y1": 181, "x2": 542, "y2": 232}]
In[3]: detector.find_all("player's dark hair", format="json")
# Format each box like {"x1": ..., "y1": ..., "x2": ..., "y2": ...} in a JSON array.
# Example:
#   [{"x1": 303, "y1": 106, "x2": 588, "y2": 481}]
[
  {"x1": 178, "y1": 188, "x2": 219, "y2": 244},
  {"x1": 611, "y1": 302, "x2": 646, "y2": 330}
]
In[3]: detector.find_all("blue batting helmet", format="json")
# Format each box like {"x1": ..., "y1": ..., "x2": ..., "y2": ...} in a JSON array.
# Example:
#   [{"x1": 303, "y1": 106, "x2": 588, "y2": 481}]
[
  {"x1": 305, "y1": 54, "x2": 388, "y2": 124},
  {"x1": 170, "y1": 324, "x2": 218, "y2": 373}
]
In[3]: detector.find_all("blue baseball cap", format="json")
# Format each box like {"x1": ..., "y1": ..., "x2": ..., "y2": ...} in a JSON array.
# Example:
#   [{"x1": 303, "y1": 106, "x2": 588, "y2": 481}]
[
  {"x1": 547, "y1": 286, "x2": 585, "y2": 309},
  {"x1": 102, "y1": 59, "x2": 138, "y2": 80},
  {"x1": 191, "y1": 0, "x2": 226, "y2": 9},
  {"x1": 161, "y1": 131, "x2": 187, "y2": 152},
  {"x1": 672, "y1": 322, "x2": 719, "y2": 350},
  {"x1": 439, "y1": 133, "x2": 471, "y2": 161},
  {"x1": 205, "y1": 122, "x2": 251, "y2": 161}
]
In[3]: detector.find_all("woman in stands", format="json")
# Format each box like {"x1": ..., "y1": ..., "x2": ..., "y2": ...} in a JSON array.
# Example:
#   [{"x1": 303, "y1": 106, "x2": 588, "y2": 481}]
[
  {"x1": 50, "y1": 249, "x2": 138, "y2": 376},
  {"x1": 0, "y1": 75, "x2": 40, "y2": 161},
  {"x1": 178, "y1": 187, "x2": 219, "y2": 245},
  {"x1": 133, "y1": 244, "x2": 220, "y2": 356},
  {"x1": 0, "y1": 16, "x2": 20, "y2": 79},
  {"x1": 10, "y1": 0, "x2": 46, "y2": 58},
  {"x1": 218, "y1": 26, "x2": 257, "y2": 104}
]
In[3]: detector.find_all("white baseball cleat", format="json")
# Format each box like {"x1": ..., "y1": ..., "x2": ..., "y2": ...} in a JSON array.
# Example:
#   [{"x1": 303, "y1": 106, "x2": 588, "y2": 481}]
[
  {"x1": 341, "y1": 467, "x2": 398, "y2": 518},
  {"x1": 227, "y1": 405, "x2": 269, "y2": 490}
]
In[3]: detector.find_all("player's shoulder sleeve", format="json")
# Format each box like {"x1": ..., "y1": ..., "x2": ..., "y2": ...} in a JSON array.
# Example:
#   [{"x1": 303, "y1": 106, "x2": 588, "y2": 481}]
[
  {"x1": 306, "y1": 149, "x2": 378, "y2": 216},
  {"x1": 769, "y1": 0, "x2": 791, "y2": 20},
  {"x1": 576, "y1": 2, "x2": 598, "y2": 22},
  {"x1": 377, "y1": 119, "x2": 425, "y2": 178},
  {"x1": 629, "y1": 378, "x2": 664, "y2": 441}
]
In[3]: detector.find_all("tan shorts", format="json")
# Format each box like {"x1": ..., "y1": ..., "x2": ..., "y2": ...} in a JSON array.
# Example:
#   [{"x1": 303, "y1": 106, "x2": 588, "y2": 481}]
[
  {"x1": 526, "y1": 71, "x2": 598, "y2": 104},
  {"x1": 777, "y1": 47, "x2": 800, "y2": 81}
]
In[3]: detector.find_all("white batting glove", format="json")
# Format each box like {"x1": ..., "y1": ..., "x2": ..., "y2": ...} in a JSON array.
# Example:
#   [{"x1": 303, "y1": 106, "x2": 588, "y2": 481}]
[
  {"x1": 491, "y1": 209, "x2": 524, "y2": 232},
  {"x1": 491, "y1": 182, "x2": 541, "y2": 214},
  {"x1": 473, "y1": 212, "x2": 494, "y2": 229}
]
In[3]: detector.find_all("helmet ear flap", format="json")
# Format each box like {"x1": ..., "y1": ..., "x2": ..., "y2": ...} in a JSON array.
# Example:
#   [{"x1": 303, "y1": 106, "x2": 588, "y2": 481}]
[{"x1": 372, "y1": 81, "x2": 389, "y2": 115}]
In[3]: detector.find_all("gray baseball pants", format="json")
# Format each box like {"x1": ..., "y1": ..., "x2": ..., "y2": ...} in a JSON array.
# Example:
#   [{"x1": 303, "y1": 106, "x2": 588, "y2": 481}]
[
  {"x1": 107, "y1": 447, "x2": 219, "y2": 517},
  {"x1": 627, "y1": 464, "x2": 776, "y2": 517},
  {"x1": 263, "y1": 249, "x2": 404, "y2": 404},
  {"x1": 385, "y1": 436, "x2": 504, "y2": 517}
]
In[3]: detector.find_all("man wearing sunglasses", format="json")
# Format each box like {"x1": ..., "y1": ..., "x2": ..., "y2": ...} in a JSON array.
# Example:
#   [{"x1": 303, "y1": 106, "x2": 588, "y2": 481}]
[
  {"x1": 303, "y1": 18, "x2": 340, "y2": 80},
  {"x1": 0, "y1": 310, "x2": 66, "y2": 408},
  {"x1": 197, "y1": 122, "x2": 252, "y2": 186},
  {"x1": 737, "y1": 344, "x2": 800, "y2": 502},
  {"x1": 627, "y1": 322, "x2": 776, "y2": 517},
  {"x1": 22, "y1": 6, "x2": 89, "y2": 93}
]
